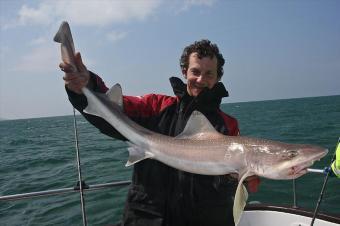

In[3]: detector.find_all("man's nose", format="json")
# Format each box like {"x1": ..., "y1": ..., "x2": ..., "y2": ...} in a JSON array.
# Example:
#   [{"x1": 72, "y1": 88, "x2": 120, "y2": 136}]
[{"x1": 196, "y1": 75, "x2": 205, "y2": 83}]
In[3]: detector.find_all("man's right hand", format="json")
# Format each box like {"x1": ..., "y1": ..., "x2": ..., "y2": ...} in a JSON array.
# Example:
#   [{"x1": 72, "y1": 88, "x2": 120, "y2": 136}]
[{"x1": 60, "y1": 52, "x2": 90, "y2": 94}]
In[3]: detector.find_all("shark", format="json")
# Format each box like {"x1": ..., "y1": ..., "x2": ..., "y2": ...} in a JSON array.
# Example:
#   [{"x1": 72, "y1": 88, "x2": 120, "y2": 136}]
[
  {"x1": 54, "y1": 21, "x2": 328, "y2": 225},
  {"x1": 82, "y1": 85, "x2": 328, "y2": 225}
]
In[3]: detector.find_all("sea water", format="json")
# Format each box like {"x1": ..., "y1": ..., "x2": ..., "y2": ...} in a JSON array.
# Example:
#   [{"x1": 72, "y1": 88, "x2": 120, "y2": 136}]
[{"x1": 0, "y1": 95, "x2": 339, "y2": 225}]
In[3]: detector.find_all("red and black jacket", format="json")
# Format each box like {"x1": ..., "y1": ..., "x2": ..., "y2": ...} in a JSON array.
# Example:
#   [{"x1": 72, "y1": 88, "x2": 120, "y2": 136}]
[{"x1": 67, "y1": 74, "x2": 240, "y2": 226}]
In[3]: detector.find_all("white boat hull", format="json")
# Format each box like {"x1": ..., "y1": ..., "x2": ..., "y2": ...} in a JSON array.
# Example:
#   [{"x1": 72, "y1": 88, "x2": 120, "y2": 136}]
[{"x1": 239, "y1": 205, "x2": 340, "y2": 226}]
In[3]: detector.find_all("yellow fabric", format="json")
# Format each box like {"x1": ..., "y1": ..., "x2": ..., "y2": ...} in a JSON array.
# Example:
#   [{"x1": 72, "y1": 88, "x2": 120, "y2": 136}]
[
  {"x1": 331, "y1": 161, "x2": 340, "y2": 178},
  {"x1": 331, "y1": 139, "x2": 340, "y2": 178},
  {"x1": 335, "y1": 139, "x2": 340, "y2": 168}
]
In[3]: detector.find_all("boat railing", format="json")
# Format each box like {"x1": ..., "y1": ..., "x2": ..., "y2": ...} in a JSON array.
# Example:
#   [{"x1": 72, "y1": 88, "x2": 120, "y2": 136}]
[
  {"x1": 0, "y1": 180, "x2": 131, "y2": 202},
  {"x1": 0, "y1": 169, "x2": 326, "y2": 203},
  {"x1": 0, "y1": 168, "x2": 326, "y2": 202},
  {"x1": 0, "y1": 169, "x2": 327, "y2": 222}
]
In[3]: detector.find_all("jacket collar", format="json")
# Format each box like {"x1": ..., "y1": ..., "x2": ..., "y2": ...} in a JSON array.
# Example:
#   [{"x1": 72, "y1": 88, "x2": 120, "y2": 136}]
[
  {"x1": 169, "y1": 76, "x2": 229, "y2": 99},
  {"x1": 169, "y1": 76, "x2": 229, "y2": 110}
]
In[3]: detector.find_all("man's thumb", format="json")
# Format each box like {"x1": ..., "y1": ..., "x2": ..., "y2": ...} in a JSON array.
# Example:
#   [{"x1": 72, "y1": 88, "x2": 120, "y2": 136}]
[{"x1": 75, "y1": 52, "x2": 87, "y2": 72}]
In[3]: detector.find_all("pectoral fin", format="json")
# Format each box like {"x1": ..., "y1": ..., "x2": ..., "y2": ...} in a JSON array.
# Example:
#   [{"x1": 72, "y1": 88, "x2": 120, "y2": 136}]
[{"x1": 233, "y1": 171, "x2": 251, "y2": 225}]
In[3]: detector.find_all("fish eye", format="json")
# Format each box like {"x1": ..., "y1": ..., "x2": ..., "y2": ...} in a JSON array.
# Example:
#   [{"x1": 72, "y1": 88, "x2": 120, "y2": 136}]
[
  {"x1": 287, "y1": 150, "x2": 298, "y2": 158},
  {"x1": 281, "y1": 150, "x2": 298, "y2": 160}
]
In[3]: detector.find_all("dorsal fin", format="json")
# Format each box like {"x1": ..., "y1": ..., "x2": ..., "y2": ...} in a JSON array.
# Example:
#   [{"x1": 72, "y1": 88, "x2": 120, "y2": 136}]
[
  {"x1": 106, "y1": 83, "x2": 123, "y2": 109},
  {"x1": 176, "y1": 111, "x2": 224, "y2": 140}
]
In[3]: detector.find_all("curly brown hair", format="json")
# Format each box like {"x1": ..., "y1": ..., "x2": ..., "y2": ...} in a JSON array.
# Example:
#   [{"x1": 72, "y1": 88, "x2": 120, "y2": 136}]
[{"x1": 180, "y1": 39, "x2": 225, "y2": 78}]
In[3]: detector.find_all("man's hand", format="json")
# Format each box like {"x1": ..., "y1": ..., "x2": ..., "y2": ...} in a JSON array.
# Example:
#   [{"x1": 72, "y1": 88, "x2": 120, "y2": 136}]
[{"x1": 60, "y1": 52, "x2": 90, "y2": 94}]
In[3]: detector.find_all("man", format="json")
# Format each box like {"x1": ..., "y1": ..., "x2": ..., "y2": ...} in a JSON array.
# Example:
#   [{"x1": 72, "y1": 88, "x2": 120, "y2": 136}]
[{"x1": 60, "y1": 39, "x2": 260, "y2": 226}]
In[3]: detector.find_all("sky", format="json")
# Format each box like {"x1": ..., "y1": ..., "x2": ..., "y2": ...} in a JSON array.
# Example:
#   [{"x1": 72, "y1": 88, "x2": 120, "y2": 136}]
[{"x1": 0, "y1": 0, "x2": 339, "y2": 120}]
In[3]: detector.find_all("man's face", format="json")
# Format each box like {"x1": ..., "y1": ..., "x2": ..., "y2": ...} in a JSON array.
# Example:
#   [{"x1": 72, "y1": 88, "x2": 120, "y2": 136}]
[{"x1": 184, "y1": 52, "x2": 219, "y2": 97}]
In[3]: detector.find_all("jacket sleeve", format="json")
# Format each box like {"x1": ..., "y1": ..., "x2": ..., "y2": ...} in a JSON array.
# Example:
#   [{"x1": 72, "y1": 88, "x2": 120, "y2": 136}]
[
  {"x1": 66, "y1": 71, "x2": 129, "y2": 140},
  {"x1": 123, "y1": 94, "x2": 177, "y2": 118},
  {"x1": 66, "y1": 72, "x2": 177, "y2": 140},
  {"x1": 217, "y1": 110, "x2": 240, "y2": 136}
]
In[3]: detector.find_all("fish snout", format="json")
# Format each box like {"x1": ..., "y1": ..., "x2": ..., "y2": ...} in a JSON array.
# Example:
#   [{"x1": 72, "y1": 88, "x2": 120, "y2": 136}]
[{"x1": 300, "y1": 146, "x2": 328, "y2": 160}]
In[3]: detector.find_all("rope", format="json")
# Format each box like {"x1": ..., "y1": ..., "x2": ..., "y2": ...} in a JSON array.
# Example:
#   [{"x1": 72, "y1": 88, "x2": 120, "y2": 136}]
[{"x1": 72, "y1": 107, "x2": 87, "y2": 226}]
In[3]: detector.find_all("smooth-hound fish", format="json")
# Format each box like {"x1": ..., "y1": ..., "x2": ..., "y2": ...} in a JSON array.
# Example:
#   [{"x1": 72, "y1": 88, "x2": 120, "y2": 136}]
[
  {"x1": 83, "y1": 85, "x2": 327, "y2": 225},
  {"x1": 54, "y1": 21, "x2": 328, "y2": 225}
]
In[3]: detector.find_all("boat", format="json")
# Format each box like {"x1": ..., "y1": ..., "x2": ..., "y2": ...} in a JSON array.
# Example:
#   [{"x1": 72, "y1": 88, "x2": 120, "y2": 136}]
[{"x1": 240, "y1": 204, "x2": 340, "y2": 226}]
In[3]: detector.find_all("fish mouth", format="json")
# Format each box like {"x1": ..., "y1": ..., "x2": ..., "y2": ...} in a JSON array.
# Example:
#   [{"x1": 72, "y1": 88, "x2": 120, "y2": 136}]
[
  {"x1": 289, "y1": 149, "x2": 328, "y2": 178},
  {"x1": 290, "y1": 161, "x2": 314, "y2": 178}
]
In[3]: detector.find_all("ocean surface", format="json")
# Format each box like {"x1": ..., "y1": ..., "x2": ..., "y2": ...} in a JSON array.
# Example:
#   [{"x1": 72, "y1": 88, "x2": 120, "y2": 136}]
[{"x1": 0, "y1": 95, "x2": 339, "y2": 225}]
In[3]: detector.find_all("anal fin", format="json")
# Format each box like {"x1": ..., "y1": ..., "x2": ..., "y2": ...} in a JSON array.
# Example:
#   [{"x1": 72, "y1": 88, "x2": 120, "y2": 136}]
[{"x1": 125, "y1": 143, "x2": 154, "y2": 167}]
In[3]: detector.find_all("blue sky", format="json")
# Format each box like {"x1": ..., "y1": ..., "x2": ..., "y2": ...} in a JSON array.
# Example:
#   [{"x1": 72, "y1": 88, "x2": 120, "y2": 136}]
[{"x1": 0, "y1": 0, "x2": 339, "y2": 120}]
